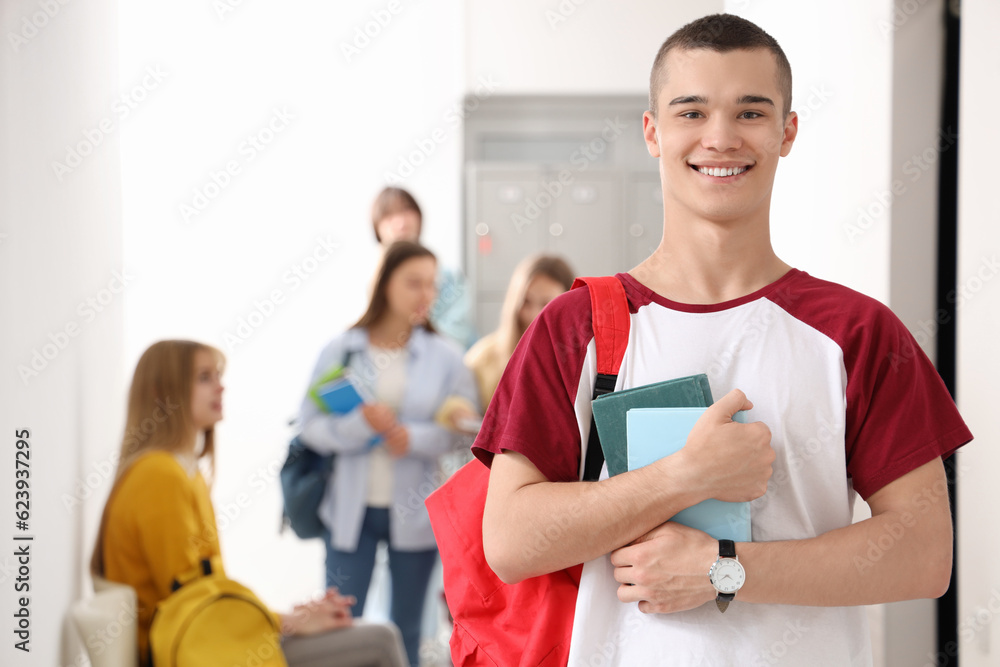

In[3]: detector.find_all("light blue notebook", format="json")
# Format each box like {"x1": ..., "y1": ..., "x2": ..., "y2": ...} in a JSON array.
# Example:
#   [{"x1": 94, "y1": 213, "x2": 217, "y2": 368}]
[{"x1": 626, "y1": 407, "x2": 752, "y2": 542}]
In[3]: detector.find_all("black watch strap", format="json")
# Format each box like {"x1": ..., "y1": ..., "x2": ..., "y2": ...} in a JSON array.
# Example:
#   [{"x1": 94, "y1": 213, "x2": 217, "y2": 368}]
[
  {"x1": 719, "y1": 539, "x2": 736, "y2": 558},
  {"x1": 716, "y1": 539, "x2": 737, "y2": 613}
]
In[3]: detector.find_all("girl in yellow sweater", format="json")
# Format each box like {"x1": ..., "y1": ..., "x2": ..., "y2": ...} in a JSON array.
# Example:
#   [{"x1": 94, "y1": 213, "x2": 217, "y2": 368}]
[{"x1": 91, "y1": 339, "x2": 406, "y2": 667}]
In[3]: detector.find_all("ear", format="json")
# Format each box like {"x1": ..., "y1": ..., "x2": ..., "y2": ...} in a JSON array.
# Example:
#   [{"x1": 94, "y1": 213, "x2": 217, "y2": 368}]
[
  {"x1": 779, "y1": 111, "x2": 798, "y2": 157},
  {"x1": 642, "y1": 110, "x2": 661, "y2": 158}
]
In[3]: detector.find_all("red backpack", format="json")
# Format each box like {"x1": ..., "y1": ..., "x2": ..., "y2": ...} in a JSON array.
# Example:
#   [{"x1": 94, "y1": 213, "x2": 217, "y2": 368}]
[{"x1": 426, "y1": 276, "x2": 630, "y2": 666}]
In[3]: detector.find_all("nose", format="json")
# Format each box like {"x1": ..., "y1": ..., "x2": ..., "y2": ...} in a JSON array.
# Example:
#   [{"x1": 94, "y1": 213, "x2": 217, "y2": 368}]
[{"x1": 701, "y1": 116, "x2": 742, "y2": 152}]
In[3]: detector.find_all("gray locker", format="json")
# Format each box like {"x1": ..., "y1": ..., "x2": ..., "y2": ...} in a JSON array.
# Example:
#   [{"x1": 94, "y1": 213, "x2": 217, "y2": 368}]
[
  {"x1": 625, "y1": 173, "x2": 665, "y2": 269},
  {"x1": 463, "y1": 96, "x2": 660, "y2": 334}
]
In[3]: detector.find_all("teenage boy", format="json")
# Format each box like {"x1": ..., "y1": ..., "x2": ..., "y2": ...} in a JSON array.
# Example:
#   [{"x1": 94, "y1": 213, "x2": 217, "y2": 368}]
[{"x1": 474, "y1": 13, "x2": 972, "y2": 666}]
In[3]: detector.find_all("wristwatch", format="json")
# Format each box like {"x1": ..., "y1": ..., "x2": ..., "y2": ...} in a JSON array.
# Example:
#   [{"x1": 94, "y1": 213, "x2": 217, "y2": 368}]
[{"x1": 708, "y1": 539, "x2": 745, "y2": 613}]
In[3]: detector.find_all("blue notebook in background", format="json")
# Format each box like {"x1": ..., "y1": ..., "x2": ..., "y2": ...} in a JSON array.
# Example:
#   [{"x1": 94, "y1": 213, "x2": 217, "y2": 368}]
[
  {"x1": 314, "y1": 375, "x2": 368, "y2": 414},
  {"x1": 309, "y1": 368, "x2": 381, "y2": 447},
  {"x1": 626, "y1": 407, "x2": 752, "y2": 542}
]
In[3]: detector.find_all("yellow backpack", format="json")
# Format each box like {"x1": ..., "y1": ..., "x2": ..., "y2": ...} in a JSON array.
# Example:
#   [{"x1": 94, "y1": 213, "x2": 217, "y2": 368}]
[{"x1": 148, "y1": 558, "x2": 287, "y2": 667}]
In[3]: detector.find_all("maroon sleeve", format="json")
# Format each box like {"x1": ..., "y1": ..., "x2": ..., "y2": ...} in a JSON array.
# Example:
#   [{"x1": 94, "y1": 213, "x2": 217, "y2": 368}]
[
  {"x1": 838, "y1": 296, "x2": 972, "y2": 499},
  {"x1": 472, "y1": 287, "x2": 595, "y2": 483}
]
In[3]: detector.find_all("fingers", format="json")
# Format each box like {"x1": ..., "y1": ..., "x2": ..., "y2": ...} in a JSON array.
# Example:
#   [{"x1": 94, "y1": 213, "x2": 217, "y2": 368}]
[
  {"x1": 361, "y1": 403, "x2": 398, "y2": 433},
  {"x1": 616, "y1": 583, "x2": 647, "y2": 604},
  {"x1": 383, "y1": 425, "x2": 409, "y2": 456},
  {"x1": 322, "y1": 588, "x2": 356, "y2": 607},
  {"x1": 709, "y1": 388, "x2": 754, "y2": 420}
]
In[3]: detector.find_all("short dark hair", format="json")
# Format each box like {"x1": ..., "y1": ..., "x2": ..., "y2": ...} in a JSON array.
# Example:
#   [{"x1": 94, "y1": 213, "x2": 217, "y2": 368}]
[
  {"x1": 649, "y1": 13, "x2": 792, "y2": 118},
  {"x1": 371, "y1": 187, "x2": 422, "y2": 242}
]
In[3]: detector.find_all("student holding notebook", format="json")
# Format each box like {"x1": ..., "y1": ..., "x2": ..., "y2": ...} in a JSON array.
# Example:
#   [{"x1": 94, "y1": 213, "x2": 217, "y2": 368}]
[
  {"x1": 299, "y1": 241, "x2": 477, "y2": 667},
  {"x1": 474, "y1": 13, "x2": 972, "y2": 666}
]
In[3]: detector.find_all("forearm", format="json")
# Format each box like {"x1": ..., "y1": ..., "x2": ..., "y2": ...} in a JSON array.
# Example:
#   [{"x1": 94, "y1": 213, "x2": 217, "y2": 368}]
[
  {"x1": 484, "y1": 451, "x2": 706, "y2": 583},
  {"x1": 739, "y1": 501, "x2": 952, "y2": 606}
]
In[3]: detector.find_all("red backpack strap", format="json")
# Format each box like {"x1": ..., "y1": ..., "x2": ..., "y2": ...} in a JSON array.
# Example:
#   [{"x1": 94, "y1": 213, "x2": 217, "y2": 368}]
[
  {"x1": 572, "y1": 276, "x2": 630, "y2": 377},
  {"x1": 571, "y1": 276, "x2": 631, "y2": 481}
]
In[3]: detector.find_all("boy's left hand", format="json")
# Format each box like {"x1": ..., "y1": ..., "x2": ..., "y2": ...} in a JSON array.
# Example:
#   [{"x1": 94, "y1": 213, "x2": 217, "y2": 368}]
[{"x1": 609, "y1": 521, "x2": 718, "y2": 614}]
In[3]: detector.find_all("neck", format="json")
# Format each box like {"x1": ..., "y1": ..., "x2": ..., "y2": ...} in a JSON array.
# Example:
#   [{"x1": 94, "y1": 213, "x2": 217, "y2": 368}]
[
  {"x1": 177, "y1": 429, "x2": 201, "y2": 457},
  {"x1": 631, "y1": 209, "x2": 790, "y2": 304},
  {"x1": 368, "y1": 316, "x2": 414, "y2": 348}
]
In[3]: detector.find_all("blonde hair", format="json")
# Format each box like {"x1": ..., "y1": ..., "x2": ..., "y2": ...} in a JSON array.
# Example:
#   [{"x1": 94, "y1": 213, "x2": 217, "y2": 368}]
[
  {"x1": 495, "y1": 254, "x2": 574, "y2": 361},
  {"x1": 91, "y1": 340, "x2": 225, "y2": 576}
]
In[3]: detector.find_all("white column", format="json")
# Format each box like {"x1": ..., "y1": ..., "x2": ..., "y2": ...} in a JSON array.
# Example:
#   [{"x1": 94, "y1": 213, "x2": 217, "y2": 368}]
[
  {"x1": 956, "y1": 1, "x2": 1000, "y2": 666},
  {"x1": 0, "y1": 0, "x2": 124, "y2": 665}
]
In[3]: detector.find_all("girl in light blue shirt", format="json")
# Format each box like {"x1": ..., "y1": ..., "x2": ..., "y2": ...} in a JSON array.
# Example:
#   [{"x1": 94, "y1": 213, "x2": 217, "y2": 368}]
[{"x1": 299, "y1": 241, "x2": 477, "y2": 667}]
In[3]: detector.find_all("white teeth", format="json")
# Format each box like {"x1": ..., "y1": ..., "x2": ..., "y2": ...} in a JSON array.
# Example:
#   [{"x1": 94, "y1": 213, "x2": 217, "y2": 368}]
[{"x1": 697, "y1": 166, "x2": 748, "y2": 177}]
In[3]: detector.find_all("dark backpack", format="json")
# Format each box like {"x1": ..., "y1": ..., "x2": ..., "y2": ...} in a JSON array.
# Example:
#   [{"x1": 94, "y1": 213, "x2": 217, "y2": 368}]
[
  {"x1": 280, "y1": 350, "x2": 353, "y2": 539},
  {"x1": 280, "y1": 436, "x2": 334, "y2": 539}
]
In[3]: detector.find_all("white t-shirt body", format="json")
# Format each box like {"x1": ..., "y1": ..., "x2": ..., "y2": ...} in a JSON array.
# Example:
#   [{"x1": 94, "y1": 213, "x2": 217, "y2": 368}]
[{"x1": 366, "y1": 345, "x2": 408, "y2": 508}]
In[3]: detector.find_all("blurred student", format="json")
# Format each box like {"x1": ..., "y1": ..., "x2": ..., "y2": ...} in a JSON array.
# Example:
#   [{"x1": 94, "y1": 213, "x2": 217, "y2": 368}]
[
  {"x1": 464, "y1": 254, "x2": 574, "y2": 410},
  {"x1": 91, "y1": 339, "x2": 407, "y2": 667},
  {"x1": 298, "y1": 241, "x2": 478, "y2": 667},
  {"x1": 370, "y1": 186, "x2": 477, "y2": 348}
]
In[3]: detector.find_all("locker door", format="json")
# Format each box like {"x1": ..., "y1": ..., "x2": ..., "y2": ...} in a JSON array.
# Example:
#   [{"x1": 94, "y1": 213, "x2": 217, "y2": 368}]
[
  {"x1": 625, "y1": 173, "x2": 664, "y2": 268},
  {"x1": 546, "y1": 171, "x2": 623, "y2": 277},
  {"x1": 470, "y1": 168, "x2": 544, "y2": 334}
]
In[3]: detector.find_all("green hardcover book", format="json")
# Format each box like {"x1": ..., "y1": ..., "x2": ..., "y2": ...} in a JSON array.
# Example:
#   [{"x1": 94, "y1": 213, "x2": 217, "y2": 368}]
[{"x1": 591, "y1": 373, "x2": 713, "y2": 477}]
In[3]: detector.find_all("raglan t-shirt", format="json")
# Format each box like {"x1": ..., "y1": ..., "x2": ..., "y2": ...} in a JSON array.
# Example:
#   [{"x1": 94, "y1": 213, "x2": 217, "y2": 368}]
[{"x1": 473, "y1": 269, "x2": 972, "y2": 667}]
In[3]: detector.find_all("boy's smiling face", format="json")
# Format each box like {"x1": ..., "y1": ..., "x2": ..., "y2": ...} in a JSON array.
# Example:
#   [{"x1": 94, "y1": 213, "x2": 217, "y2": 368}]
[{"x1": 644, "y1": 47, "x2": 798, "y2": 226}]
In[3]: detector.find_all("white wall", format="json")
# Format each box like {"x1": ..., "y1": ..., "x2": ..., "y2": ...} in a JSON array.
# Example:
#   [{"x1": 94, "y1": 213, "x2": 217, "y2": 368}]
[
  {"x1": 957, "y1": 1, "x2": 1000, "y2": 666},
  {"x1": 465, "y1": 0, "x2": 720, "y2": 95},
  {"x1": 888, "y1": 0, "x2": 946, "y2": 358},
  {"x1": 729, "y1": 0, "x2": 893, "y2": 302},
  {"x1": 0, "y1": 1, "x2": 124, "y2": 665}
]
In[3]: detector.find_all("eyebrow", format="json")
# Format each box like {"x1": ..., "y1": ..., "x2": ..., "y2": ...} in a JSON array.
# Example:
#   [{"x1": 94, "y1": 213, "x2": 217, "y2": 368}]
[{"x1": 668, "y1": 94, "x2": 776, "y2": 108}]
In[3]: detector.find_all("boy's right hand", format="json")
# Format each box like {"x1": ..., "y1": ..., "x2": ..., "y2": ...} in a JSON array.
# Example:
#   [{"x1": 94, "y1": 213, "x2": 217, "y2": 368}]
[
  {"x1": 361, "y1": 402, "x2": 396, "y2": 433},
  {"x1": 678, "y1": 388, "x2": 775, "y2": 503}
]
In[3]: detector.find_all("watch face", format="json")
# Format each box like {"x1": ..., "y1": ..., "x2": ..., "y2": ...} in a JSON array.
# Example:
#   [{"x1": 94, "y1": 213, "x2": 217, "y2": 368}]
[{"x1": 710, "y1": 558, "x2": 745, "y2": 594}]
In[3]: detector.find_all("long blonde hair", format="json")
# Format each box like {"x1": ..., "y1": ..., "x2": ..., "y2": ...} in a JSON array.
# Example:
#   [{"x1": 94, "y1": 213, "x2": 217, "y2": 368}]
[
  {"x1": 91, "y1": 340, "x2": 225, "y2": 575},
  {"x1": 495, "y1": 254, "x2": 575, "y2": 360}
]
